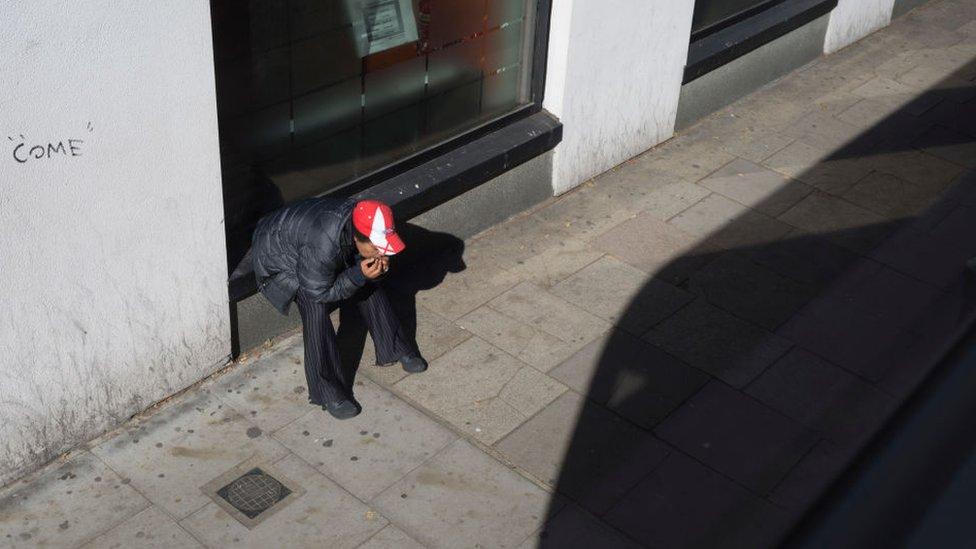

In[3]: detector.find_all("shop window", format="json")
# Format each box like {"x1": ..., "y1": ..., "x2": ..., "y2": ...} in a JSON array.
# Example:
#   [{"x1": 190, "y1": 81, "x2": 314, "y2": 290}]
[{"x1": 211, "y1": 0, "x2": 535, "y2": 204}]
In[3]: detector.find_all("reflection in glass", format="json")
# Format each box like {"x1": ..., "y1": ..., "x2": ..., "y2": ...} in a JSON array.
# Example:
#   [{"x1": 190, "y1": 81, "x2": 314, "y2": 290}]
[{"x1": 212, "y1": 0, "x2": 533, "y2": 205}]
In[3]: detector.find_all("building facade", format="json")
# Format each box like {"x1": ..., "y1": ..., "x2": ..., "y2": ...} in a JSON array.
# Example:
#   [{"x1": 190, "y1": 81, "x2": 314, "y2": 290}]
[{"x1": 0, "y1": 0, "x2": 929, "y2": 485}]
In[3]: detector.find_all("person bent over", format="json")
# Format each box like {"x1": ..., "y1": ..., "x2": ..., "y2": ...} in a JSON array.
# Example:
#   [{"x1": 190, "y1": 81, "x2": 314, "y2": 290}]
[{"x1": 251, "y1": 197, "x2": 427, "y2": 419}]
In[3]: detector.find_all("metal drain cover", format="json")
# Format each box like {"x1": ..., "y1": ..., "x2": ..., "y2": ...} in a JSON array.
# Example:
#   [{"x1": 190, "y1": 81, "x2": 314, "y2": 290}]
[
  {"x1": 201, "y1": 459, "x2": 305, "y2": 529},
  {"x1": 217, "y1": 468, "x2": 292, "y2": 519}
]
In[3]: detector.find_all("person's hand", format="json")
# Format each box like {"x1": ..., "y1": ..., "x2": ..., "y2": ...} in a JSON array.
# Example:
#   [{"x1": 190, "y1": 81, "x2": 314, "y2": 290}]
[{"x1": 360, "y1": 257, "x2": 385, "y2": 280}]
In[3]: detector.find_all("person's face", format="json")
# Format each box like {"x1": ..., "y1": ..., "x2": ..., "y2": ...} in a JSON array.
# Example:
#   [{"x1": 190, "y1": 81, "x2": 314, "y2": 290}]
[{"x1": 355, "y1": 238, "x2": 384, "y2": 259}]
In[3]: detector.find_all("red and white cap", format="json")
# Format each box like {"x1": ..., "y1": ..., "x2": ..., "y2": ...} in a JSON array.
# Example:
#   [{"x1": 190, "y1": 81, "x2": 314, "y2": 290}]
[{"x1": 352, "y1": 200, "x2": 406, "y2": 256}]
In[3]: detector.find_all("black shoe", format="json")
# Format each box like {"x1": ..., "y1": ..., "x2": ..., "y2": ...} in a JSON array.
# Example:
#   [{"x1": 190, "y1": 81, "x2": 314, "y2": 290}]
[
  {"x1": 323, "y1": 398, "x2": 361, "y2": 420},
  {"x1": 400, "y1": 354, "x2": 428, "y2": 373}
]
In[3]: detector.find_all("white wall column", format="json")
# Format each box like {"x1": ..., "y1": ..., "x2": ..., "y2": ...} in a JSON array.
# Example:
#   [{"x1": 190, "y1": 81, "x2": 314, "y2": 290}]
[
  {"x1": 543, "y1": 0, "x2": 696, "y2": 195},
  {"x1": 0, "y1": 1, "x2": 230, "y2": 484},
  {"x1": 824, "y1": 0, "x2": 898, "y2": 53}
]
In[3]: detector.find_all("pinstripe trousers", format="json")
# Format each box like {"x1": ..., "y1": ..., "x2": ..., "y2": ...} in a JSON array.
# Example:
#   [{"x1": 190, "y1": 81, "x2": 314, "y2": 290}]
[{"x1": 295, "y1": 283, "x2": 415, "y2": 405}]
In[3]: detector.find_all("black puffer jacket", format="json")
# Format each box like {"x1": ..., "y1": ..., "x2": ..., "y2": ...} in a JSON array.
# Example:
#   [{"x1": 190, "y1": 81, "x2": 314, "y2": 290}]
[{"x1": 251, "y1": 196, "x2": 367, "y2": 315}]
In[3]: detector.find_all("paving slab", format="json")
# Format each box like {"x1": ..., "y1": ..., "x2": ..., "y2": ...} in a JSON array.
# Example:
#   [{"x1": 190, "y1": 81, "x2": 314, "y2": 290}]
[
  {"x1": 708, "y1": 120, "x2": 797, "y2": 163},
  {"x1": 779, "y1": 111, "x2": 869, "y2": 152},
  {"x1": 0, "y1": 450, "x2": 149, "y2": 548},
  {"x1": 698, "y1": 158, "x2": 813, "y2": 217},
  {"x1": 634, "y1": 133, "x2": 737, "y2": 183},
  {"x1": 473, "y1": 212, "x2": 605, "y2": 289},
  {"x1": 504, "y1": 239, "x2": 605, "y2": 290},
  {"x1": 669, "y1": 193, "x2": 794, "y2": 252},
  {"x1": 656, "y1": 382, "x2": 819, "y2": 494},
  {"x1": 486, "y1": 282, "x2": 611, "y2": 347},
  {"x1": 604, "y1": 452, "x2": 791, "y2": 549},
  {"x1": 764, "y1": 139, "x2": 876, "y2": 195},
  {"x1": 872, "y1": 149, "x2": 965, "y2": 191},
  {"x1": 622, "y1": 178, "x2": 713, "y2": 222},
  {"x1": 550, "y1": 255, "x2": 694, "y2": 336},
  {"x1": 531, "y1": 182, "x2": 653, "y2": 243},
  {"x1": 494, "y1": 392, "x2": 669, "y2": 516},
  {"x1": 415, "y1": 241, "x2": 522, "y2": 322},
  {"x1": 359, "y1": 524, "x2": 426, "y2": 549},
  {"x1": 748, "y1": 228, "x2": 862, "y2": 289},
  {"x1": 371, "y1": 439, "x2": 554, "y2": 549},
  {"x1": 585, "y1": 163, "x2": 708, "y2": 219},
  {"x1": 747, "y1": 348, "x2": 896, "y2": 447},
  {"x1": 836, "y1": 99, "x2": 935, "y2": 148},
  {"x1": 393, "y1": 336, "x2": 566, "y2": 445},
  {"x1": 778, "y1": 295, "x2": 915, "y2": 380},
  {"x1": 922, "y1": 100, "x2": 976, "y2": 139},
  {"x1": 82, "y1": 505, "x2": 203, "y2": 549},
  {"x1": 549, "y1": 329, "x2": 709, "y2": 429},
  {"x1": 778, "y1": 191, "x2": 894, "y2": 253},
  {"x1": 688, "y1": 252, "x2": 816, "y2": 331},
  {"x1": 519, "y1": 504, "x2": 642, "y2": 549},
  {"x1": 843, "y1": 170, "x2": 949, "y2": 219},
  {"x1": 931, "y1": 204, "x2": 976, "y2": 255},
  {"x1": 914, "y1": 124, "x2": 976, "y2": 168},
  {"x1": 769, "y1": 440, "x2": 855, "y2": 512},
  {"x1": 458, "y1": 304, "x2": 590, "y2": 373},
  {"x1": 211, "y1": 338, "x2": 315, "y2": 432},
  {"x1": 825, "y1": 261, "x2": 949, "y2": 332},
  {"x1": 272, "y1": 378, "x2": 457, "y2": 501},
  {"x1": 180, "y1": 453, "x2": 387, "y2": 548},
  {"x1": 591, "y1": 211, "x2": 709, "y2": 284},
  {"x1": 869, "y1": 226, "x2": 973, "y2": 290},
  {"x1": 88, "y1": 391, "x2": 291, "y2": 519},
  {"x1": 644, "y1": 299, "x2": 793, "y2": 388}
]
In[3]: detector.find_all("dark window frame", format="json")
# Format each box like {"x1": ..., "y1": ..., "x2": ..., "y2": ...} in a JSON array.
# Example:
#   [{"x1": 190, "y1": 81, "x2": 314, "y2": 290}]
[{"x1": 684, "y1": 0, "x2": 838, "y2": 84}]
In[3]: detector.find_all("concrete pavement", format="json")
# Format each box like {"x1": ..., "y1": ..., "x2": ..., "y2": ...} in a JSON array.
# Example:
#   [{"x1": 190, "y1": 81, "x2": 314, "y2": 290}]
[{"x1": 3, "y1": 0, "x2": 976, "y2": 546}]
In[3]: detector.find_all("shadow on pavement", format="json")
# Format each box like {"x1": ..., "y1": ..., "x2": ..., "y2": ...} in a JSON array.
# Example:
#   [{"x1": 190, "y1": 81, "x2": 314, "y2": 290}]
[{"x1": 527, "y1": 57, "x2": 976, "y2": 547}]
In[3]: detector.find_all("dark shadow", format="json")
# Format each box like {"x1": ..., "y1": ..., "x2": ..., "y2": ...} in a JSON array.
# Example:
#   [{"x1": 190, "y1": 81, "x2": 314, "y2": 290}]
[{"x1": 528, "y1": 56, "x2": 976, "y2": 548}]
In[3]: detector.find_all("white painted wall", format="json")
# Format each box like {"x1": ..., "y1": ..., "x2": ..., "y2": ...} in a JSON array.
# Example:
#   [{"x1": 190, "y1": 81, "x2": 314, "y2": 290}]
[
  {"x1": 0, "y1": 1, "x2": 230, "y2": 485},
  {"x1": 824, "y1": 0, "x2": 898, "y2": 53},
  {"x1": 543, "y1": 0, "x2": 696, "y2": 195}
]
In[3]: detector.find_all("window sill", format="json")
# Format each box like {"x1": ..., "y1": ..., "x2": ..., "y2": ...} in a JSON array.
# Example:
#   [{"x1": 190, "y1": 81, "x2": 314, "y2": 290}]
[{"x1": 684, "y1": 0, "x2": 838, "y2": 84}]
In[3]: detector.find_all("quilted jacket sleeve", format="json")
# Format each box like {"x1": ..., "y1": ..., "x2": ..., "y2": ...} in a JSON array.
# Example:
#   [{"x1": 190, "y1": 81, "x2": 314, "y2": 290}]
[{"x1": 296, "y1": 243, "x2": 366, "y2": 304}]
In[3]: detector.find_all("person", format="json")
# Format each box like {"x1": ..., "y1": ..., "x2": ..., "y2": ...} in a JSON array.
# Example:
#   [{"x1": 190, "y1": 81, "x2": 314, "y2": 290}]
[{"x1": 250, "y1": 196, "x2": 427, "y2": 419}]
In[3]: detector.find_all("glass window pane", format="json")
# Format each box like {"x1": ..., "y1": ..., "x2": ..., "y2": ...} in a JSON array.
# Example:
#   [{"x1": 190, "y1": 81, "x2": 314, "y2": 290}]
[
  {"x1": 289, "y1": 0, "x2": 354, "y2": 41},
  {"x1": 427, "y1": 0, "x2": 485, "y2": 48},
  {"x1": 487, "y1": 0, "x2": 524, "y2": 28},
  {"x1": 248, "y1": 0, "x2": 289, "y2": 52},
  {"x1": 290, "y1": 126, "x2": 363, "y2": 193},
  {"x1": 248, "y1": 47, "x2": 291, "y2": 108},
  {"x1": 291, "y1": 30, "x2": 362, "y2": 95},
  {"x1": 484, "y1": 19, "x2": 521, "y2": 72},
  {"x1": 212, "y1": 0, "x2": 534, "y2": 200},
  {"x1": 363, "y1": 105, "x2": 424, "y2": 168},
  {"x1": 224, "y1": 103, "x2": 291, "y2": 161},
  {"x1": 293, "y1": 78, "x2": 363, "y2": 145},
  {"x1": 427, "y1": 79, "x2": 482, "y2": 136},
  {"x1": 428, "y1": 37, "x2": 483, "y2": 96},
  {"x1": 364, "y1": 55, "x2": 426, "y2": 120},
  {"x1": 482, "y1": 68, "x2": 519, "y2": 117}
]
